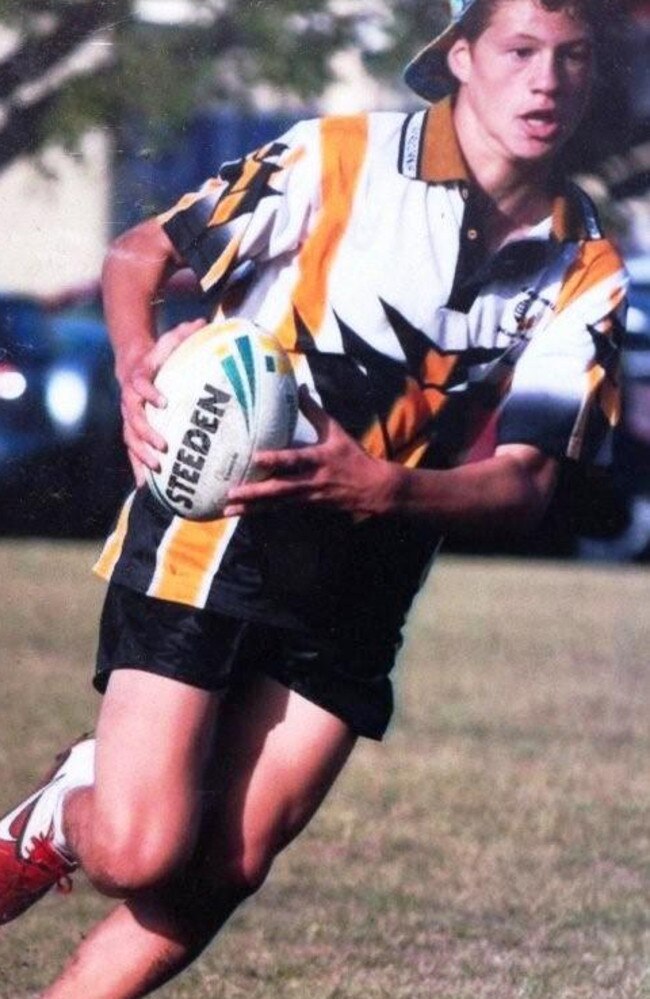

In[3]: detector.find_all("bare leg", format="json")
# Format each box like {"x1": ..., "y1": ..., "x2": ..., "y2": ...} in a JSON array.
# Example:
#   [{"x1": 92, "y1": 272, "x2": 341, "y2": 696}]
[
  {"x1": 64, "y1": 669, "x2": 220, "y2": 895},
  {"x1": 40, "y1": 674, "x2": 356, "y2": 999}
]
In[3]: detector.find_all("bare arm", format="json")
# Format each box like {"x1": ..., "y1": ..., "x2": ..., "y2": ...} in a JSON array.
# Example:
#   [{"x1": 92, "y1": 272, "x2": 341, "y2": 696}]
[
  {"x1": 102, "y1": 219, "x2": 177, "y2": 382},
  {"x1": 385, "y1": 443, "x2": 557, "y2": 531},
  {"x1": 102, "y1": 219, "x2": 204, "y2": 483},
  {"x1": 224, "y1": 388, "x2": 558, "y2": 532}
]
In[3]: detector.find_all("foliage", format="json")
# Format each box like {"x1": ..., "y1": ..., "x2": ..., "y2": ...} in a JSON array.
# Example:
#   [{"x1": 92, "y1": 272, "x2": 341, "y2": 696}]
[
  {"x1": 0, "y1": 0, "x2": 447, "y2": 168},
  {"x1": 0, "y1": 0, "x2": 644, "y2": 203}
]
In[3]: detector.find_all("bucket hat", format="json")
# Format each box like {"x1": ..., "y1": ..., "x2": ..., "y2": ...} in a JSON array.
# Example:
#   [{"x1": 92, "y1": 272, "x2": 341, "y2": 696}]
[{"x1": 404, "y1": 0, "x2": 481, "y2": 101}]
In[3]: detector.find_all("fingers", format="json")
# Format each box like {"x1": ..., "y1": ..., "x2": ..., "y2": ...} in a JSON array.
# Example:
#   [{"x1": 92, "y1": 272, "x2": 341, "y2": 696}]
[
  {"x1": 123, "y1": 418, "x2": 165, "y2": 473},
  {"x1": 228, "y1": 474, "x2": 315, "y2": 502},
  {"x1": 128, "y1": 453, "x2": 147, "y2": 489},
  {"x1": 131, "y1": 369, "x2": 166, "y2": 409},
  {"x1": 118, "y1": 319, "x2": 206, "y2": 475},
  {"x1": 155, "y1": 319, "x2": 206, "y2": 366},
  {"x1": 121, "y1": 380, "x2": 167, "y2": 460},
  {"x1": 251, "y1": 446, "x2": 318, "y2": 473},
  {"x1": 224, "y1": 387, "x2": 354, "y2": 516},
  {"x1": 223, "y1": 474, "x2": 319, "y2": 517},
  {"x1": 137, "y1": 319, "x2": 206, "y2": 407},
  {"x1": 224, "y1": 441, "x2": 321, "y2": 516}
]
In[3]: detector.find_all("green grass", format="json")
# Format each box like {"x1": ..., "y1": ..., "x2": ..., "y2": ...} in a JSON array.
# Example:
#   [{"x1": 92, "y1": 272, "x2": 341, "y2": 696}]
[{"x1": 0, "y1": 542, "x2": 649, "y2": 997}]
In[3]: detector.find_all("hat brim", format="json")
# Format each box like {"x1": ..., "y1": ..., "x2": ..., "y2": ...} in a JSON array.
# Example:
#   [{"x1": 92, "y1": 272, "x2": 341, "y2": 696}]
[{"x1": 403, "y1": 22, "x2": 459, "y2": 102}]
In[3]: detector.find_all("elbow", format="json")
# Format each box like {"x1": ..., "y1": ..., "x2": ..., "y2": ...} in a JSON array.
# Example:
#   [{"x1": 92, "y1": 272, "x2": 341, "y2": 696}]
[
  {"x1": 102, "y1": 219, "x2": 176, "y2": 296},
  {"x1": 101, "y1": 228, "x2": 141, "y2": 294},
  {"x1": 501, "y1": 453, "x2": 557, "y2": 535},
  {"x1": 101, "y1": 240, "x2": 121, "y2": 295}
]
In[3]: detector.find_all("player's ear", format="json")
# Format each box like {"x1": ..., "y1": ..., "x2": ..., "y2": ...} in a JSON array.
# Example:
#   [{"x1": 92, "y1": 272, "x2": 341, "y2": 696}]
[{"x1": 447, "y1": 37, "x2": 473, "y2": 85}]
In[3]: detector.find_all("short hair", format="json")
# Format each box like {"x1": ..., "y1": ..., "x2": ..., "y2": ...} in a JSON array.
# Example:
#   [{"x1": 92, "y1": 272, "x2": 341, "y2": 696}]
[
  {"x1": 458, "y1": 0, "x2": 617, "y2": 42},
  {"x1": 451, "y1": 0, "x2": 632, "y2": 175}
]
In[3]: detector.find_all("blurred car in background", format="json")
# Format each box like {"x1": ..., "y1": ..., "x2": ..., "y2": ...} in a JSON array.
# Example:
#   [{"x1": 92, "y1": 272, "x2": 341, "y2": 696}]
[
  {"x1": 0, "y1": 290, "x2": 130, "y2": 535},
  {"x1": 0, "y1": 270, "x2": 210, "y2": 536},
  {"x1": 2, "y1": 256, "x2": 649, "y2": 550}
]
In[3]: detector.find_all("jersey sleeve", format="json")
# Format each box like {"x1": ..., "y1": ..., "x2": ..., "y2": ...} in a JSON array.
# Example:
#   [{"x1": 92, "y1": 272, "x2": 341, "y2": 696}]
[
  {"x1": 157, "y1": 118, "x2": 322, "y2": 298},
  {"x1": 497, "y1": 241, "x2": 628, "y2": 467}
]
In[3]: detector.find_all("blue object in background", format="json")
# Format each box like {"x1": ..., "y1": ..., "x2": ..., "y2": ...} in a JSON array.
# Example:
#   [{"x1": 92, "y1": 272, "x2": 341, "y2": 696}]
[
  {"x1": 0, "y1": 293, "x2": 129, "y2": 535},
  {"x1": 112, "y1": 109, "x2": 302, "y2": 234}
]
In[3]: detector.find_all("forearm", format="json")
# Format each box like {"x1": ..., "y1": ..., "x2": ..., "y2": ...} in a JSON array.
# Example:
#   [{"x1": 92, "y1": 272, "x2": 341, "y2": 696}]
[
  {"x1": 225, "y1": 394, "x2": 558, "y2": 528},
  {"x1": 385, "y1": 446, "x2": 557, "y2": 532},
  {"x1": 102, "y1": 219, "x2": 180, "y2": 385},
  {"x1": 101, "y1": 218, "x2": 204, "y2": 482}
]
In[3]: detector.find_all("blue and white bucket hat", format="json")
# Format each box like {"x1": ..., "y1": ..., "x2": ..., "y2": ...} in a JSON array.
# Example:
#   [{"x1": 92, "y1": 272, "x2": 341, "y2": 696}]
[{"x1": 404, "y1": 0, "x2": 481, "y2": 101}]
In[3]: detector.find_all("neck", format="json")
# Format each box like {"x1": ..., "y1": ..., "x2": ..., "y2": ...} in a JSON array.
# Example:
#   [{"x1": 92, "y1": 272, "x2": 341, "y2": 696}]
[{"x1": 452, "y1": 96, "x2": 556, "y2": 243}]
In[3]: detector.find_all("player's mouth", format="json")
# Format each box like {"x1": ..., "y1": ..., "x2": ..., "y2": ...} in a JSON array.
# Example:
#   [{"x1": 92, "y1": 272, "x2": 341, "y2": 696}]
[{"x1": 520, "y1": 107, "x2": 562, "y2": 143}]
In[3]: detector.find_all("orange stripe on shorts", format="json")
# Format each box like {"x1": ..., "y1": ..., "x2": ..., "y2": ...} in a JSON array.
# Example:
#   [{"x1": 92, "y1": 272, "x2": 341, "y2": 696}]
[{"x1": 93, "y1": 490, "x2": 136, "y2": 581}]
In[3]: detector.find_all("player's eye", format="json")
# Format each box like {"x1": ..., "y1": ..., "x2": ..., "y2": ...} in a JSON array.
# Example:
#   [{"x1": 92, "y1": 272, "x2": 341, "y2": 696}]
[
  {"x1": 563, "y1": 45, "x2": 591, "y2": 65},
  {"x1": 510, "y1": 46, "x2": 535, "y2": 61}
]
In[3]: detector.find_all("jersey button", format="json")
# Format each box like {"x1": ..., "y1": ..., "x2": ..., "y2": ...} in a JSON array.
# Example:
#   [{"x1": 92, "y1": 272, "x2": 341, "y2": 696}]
[{"x1": 467, "y1": 227, "x2": 479, "y2": 240}]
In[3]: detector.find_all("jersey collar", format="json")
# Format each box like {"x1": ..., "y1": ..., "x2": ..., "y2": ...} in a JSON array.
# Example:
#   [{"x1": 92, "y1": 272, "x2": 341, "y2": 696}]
[
  {"x1": 404, "y1": 98, "x2": 599, "y2": 243},
  {"x1": 418, "y1": 98, "x2": 469, "y2": 185}
]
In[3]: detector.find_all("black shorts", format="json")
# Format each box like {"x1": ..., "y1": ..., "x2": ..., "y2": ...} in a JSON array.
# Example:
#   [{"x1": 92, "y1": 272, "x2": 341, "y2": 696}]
[{"x1": 94, "y1": 583, "x2": 395, "y2": 740}]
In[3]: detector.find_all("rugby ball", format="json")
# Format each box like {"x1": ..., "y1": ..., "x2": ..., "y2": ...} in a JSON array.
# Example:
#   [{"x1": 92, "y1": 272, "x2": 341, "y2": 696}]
[{"x1": 145, "y1": 318, "x2": 298, "y2": 520}]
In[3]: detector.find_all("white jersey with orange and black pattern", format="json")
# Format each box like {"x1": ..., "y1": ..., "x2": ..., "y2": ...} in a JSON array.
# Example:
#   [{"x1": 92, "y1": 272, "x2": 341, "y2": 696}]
[{"x1": 95, "y1": 99, "x2": 627, "y2": 649}]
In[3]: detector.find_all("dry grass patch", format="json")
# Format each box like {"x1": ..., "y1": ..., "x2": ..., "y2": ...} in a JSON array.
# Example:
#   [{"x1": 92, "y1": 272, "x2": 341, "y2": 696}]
[{"x1": 0, "y1": 545, "x2": 648, "y2": 997}]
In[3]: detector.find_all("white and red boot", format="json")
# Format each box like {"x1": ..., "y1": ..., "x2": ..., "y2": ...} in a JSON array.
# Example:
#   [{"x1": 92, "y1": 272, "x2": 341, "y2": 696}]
[{"x1": 0, "y1": 735, "x2": 95, "y2": 924}]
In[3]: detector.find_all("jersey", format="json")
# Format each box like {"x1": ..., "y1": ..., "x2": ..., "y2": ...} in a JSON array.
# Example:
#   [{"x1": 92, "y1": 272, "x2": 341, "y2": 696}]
[{"x1": 95, "y1": 98, "x2": 627, "y2": 660}]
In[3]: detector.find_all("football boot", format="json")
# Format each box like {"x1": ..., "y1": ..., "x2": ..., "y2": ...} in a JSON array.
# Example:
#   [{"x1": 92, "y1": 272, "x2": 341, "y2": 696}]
[{"x1": 0, "y1": 735, "x2": 94, "y2": 924}]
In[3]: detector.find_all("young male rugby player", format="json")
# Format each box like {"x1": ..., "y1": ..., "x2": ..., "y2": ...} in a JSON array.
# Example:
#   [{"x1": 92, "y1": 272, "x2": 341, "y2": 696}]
[{"x1": 0, "y1": 1, "x2": 626, "y2": 996}]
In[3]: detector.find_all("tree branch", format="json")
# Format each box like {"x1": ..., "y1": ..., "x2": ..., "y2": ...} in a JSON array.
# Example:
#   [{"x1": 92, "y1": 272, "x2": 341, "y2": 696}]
[
  {"x1": 0, "y1": 1, "x2": 122, "y2": 101},
  {"x1": 0, "y1": 91, "x2": 56, "y2": 170}
]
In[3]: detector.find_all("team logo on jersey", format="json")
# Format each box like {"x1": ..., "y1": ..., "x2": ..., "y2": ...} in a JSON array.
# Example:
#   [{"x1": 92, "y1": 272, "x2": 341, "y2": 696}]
[{"x1": 498, "y1": 287, "x2": 554, "y2": 343}]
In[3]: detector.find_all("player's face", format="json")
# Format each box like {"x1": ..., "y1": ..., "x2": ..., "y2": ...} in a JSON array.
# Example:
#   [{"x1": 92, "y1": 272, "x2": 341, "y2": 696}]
[{"x1": 449, "y1": 0, "x2": 594, "y2": 166}]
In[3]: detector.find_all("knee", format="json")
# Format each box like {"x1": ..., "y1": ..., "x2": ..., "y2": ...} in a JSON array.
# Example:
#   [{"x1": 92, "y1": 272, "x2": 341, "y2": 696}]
[{"x1": 82, "y1": 819, "x2": 193, "y2": 897}]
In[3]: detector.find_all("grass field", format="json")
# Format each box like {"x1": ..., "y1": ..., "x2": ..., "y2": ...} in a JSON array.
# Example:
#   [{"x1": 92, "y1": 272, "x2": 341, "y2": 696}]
[{"x1": 0, "y1": 541, "x2": 649, "y2": 998}]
